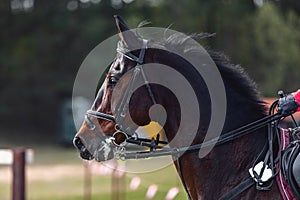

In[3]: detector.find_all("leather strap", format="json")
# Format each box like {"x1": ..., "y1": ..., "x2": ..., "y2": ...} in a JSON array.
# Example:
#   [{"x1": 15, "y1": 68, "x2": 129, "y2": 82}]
[
  {"x1": 176, "y1": 157, "x2": 192, "y2": 200},
  {"x1": 219, "y1": 177, "x2": 254, "y2": 200}
]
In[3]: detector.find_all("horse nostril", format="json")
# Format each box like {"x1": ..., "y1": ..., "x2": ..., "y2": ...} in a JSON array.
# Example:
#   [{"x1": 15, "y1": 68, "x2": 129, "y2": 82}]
[
  {"x1": 73, "y1": 136, "x2": 94, "y2": 160},
  {"x1": 73, "y1": 137, "x2": 83, "y2": 150}
]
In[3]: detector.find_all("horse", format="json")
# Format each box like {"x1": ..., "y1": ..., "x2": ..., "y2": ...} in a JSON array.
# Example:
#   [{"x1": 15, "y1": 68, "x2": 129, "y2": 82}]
[{"x1": 73, "y1": 15, "x2": 284, "y2": 199}]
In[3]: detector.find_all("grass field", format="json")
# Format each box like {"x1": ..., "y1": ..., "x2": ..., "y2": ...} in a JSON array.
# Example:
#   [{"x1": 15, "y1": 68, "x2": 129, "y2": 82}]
[{"x1": 0, "y1": 146, "x2": 187, "y2": 200}]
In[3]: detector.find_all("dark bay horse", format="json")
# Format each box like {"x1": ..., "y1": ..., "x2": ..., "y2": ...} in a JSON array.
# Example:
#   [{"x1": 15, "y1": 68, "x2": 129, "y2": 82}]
[{"x1": 74, "y1": 16, "x2": 283, "y2": 199}]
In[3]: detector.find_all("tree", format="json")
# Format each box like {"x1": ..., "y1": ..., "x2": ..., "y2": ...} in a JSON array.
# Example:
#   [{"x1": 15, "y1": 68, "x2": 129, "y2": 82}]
[{"x1": 250, "y1": 2, "x2": 300, "y2": 96}]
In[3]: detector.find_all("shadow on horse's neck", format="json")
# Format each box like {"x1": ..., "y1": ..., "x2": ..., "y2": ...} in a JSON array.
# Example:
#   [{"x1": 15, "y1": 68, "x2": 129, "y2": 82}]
[{"x1": 154, "y1": 50, "x2": 270, "y2": 199}]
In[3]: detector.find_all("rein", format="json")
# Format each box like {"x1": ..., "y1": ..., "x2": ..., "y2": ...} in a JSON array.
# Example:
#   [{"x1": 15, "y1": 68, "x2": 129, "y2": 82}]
[
  {"x1": 84, "y1": 39, "x2": 293, "y2": 199},
  {"x1": 122, "y1": 113, "x2": 282, "y2": 159}
]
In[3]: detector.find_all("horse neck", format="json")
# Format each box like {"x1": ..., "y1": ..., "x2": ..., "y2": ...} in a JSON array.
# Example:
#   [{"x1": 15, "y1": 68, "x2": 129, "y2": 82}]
[
  {"x1": 181, "y1": 88, "x2": 268, "y2": 199},
  {"x1": 155, "y1": 55, "x2": 269, "y2": 198}
]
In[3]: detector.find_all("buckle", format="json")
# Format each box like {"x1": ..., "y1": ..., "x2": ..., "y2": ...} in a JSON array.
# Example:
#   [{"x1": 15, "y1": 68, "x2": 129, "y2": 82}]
[{"x1": 112, "y1": 130, "x2": 128, "y2": 147}]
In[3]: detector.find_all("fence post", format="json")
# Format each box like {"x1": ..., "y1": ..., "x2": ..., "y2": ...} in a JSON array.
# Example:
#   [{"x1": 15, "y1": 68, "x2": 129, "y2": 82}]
[
  {"x1": 111, "y1": 166, "x2": 126, "y2": 200},
  {"x1": 83, "y1": 161, "x2": 92, "y2": 200},
  {"x1": 12, "y1": 148, "x2": 26, "y2": 200}
]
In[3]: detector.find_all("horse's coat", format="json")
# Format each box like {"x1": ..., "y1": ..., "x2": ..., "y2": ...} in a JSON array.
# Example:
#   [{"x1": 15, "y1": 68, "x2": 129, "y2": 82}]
[{"x1": 74, "y1": 15, "x2": 283, "y2": 199}]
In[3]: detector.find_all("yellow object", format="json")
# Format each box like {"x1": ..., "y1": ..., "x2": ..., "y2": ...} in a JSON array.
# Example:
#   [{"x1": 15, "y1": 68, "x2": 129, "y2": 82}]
[{"x1": 137, "y1": 121, "x2": 165, "y2": 139}]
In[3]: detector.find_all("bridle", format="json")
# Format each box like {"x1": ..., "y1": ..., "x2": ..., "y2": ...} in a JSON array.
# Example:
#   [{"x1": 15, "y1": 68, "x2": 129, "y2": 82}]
[
  {"x1": 83, "y1": 38, "x2": 294, "y2": 200},
  {"x1": 85, "y1": 39, "x2": 164, "y2": 149},
  {"x1": 86, "y1": 39, "x2": 149, "y2": 125}
]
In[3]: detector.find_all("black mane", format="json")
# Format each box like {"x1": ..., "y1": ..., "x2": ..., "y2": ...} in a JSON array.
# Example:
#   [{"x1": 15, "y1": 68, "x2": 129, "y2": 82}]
[
  {"x1": 118, "y1": 29, "x2": 266, "y2": 114},
  {"x1": 162, "y1": 33, "x2": 266, "y2": 114}
]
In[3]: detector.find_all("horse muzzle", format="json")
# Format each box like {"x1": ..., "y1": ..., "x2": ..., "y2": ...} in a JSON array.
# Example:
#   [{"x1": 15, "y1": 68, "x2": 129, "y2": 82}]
[
  {"x1": 73, "y1": 136, "x2": 94, "y2": 160},
  {"x1": 73, "y1": 135, "x2": 115, "y2": 162}
]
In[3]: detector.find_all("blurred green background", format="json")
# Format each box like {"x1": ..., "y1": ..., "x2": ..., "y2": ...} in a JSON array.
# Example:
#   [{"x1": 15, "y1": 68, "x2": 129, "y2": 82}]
[
  {"x1": 0, "y1": 0, "x2": 299, "y2": 199},
  {"x1": 1, "y1": 0, "x2": 300, "y2": 138}
]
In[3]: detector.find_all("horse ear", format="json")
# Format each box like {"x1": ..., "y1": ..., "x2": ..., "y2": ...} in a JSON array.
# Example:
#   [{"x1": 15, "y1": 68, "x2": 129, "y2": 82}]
[{"x1": 114, "y1": 15, "x2": 140, "y2": 48}]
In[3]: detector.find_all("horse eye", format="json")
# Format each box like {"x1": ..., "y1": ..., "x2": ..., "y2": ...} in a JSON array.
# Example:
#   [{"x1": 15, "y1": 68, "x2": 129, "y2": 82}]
[{"x1": 108, "y1": 76, "x2": 118, "y2": 86}]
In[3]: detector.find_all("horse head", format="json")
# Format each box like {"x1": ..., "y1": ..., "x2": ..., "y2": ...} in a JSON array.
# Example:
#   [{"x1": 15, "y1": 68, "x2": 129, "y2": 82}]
[{"x1": 73, "y1": 16, "x2": 168, "y2": 161}]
